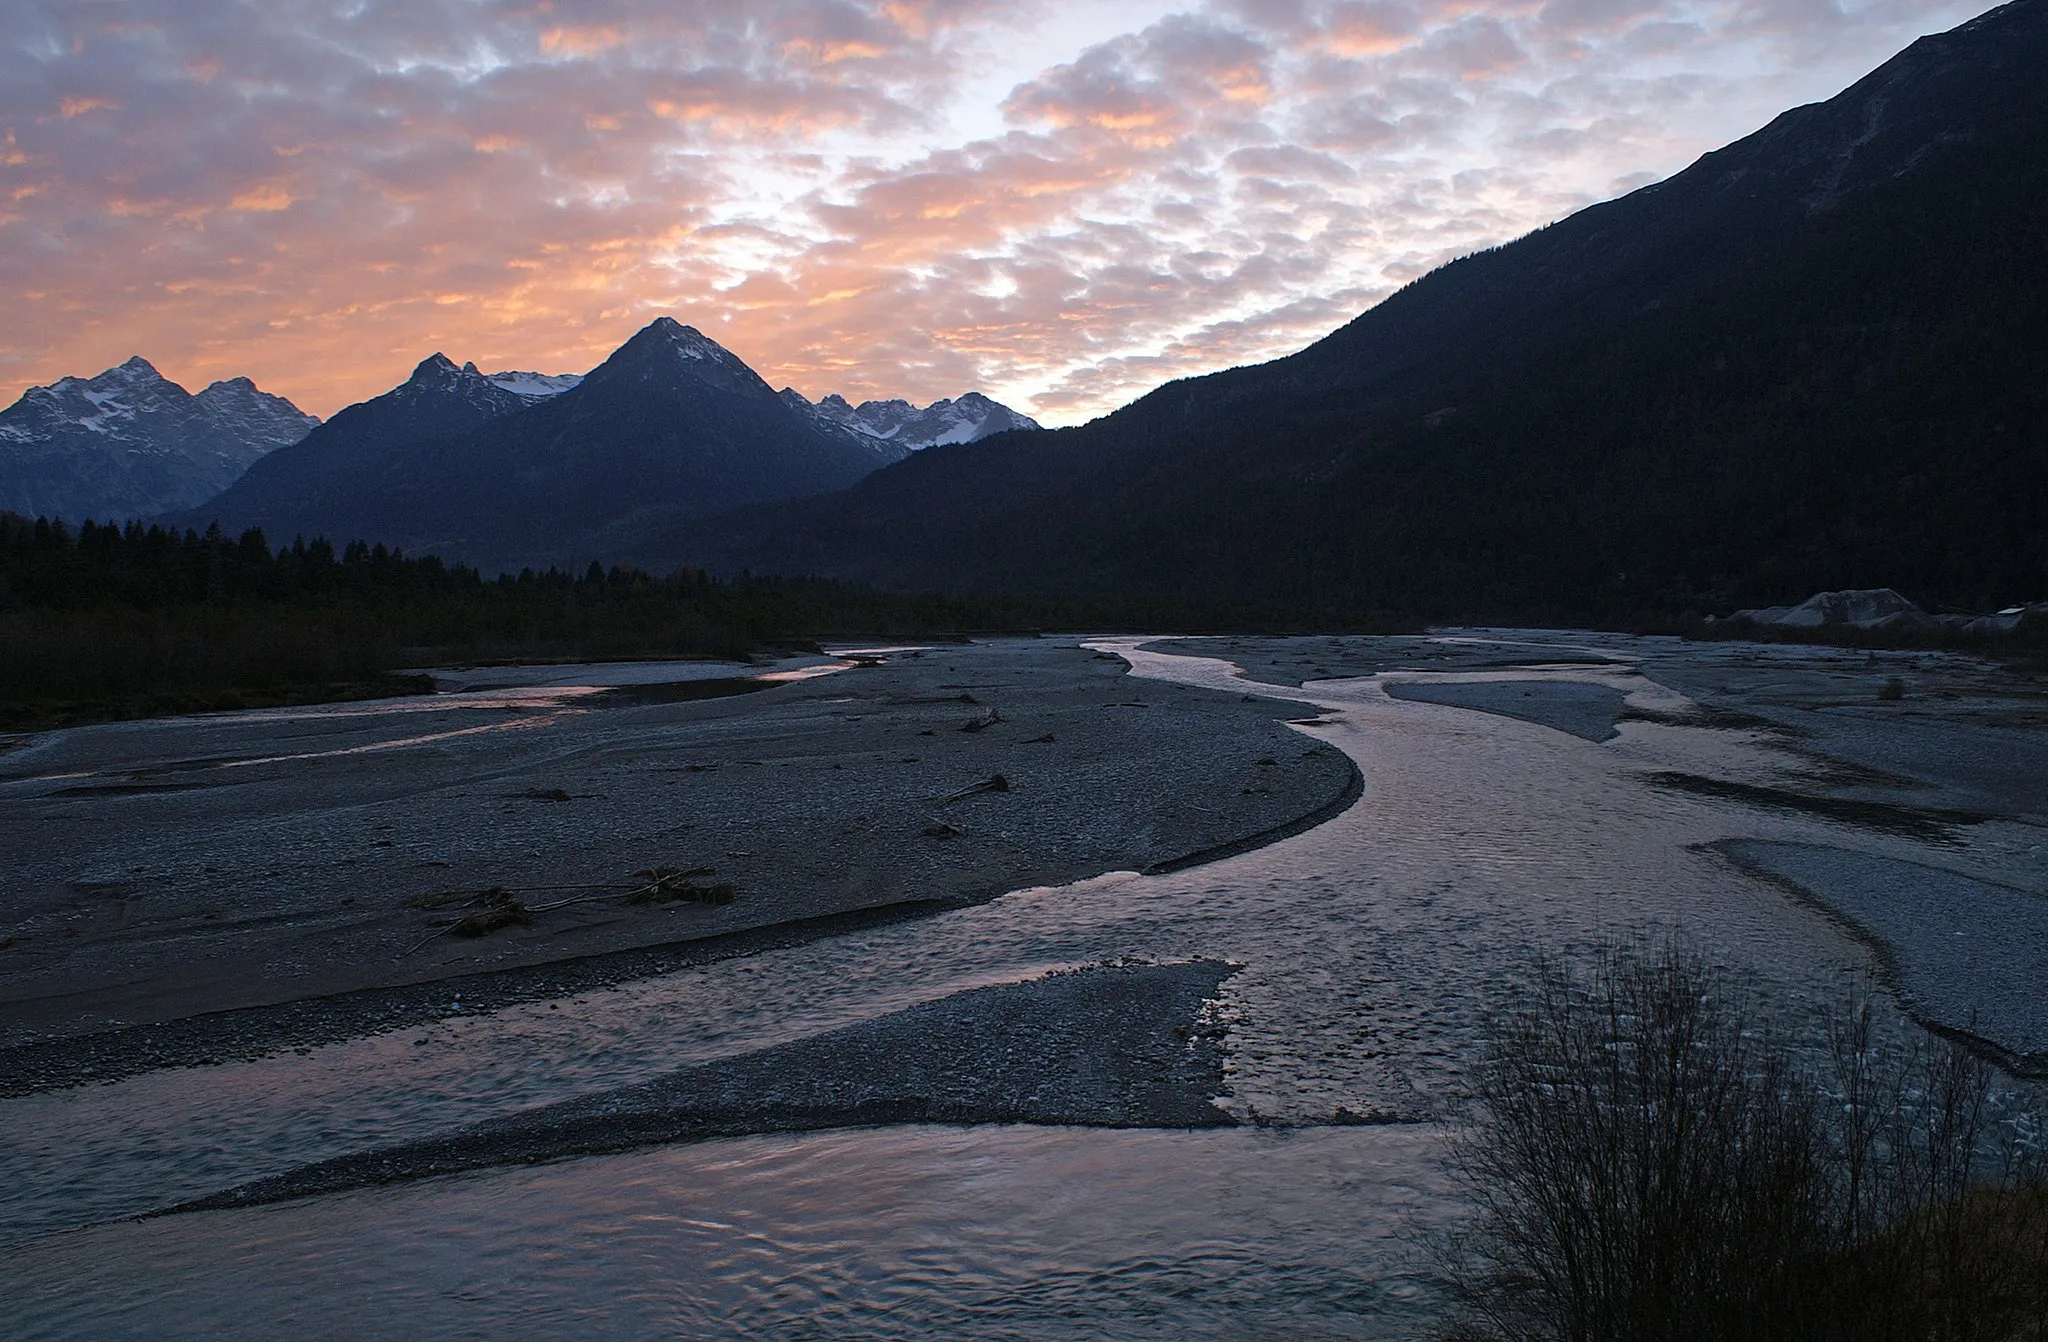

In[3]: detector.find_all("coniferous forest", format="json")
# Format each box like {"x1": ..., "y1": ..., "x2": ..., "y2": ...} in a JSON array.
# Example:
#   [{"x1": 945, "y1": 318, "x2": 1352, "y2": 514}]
[
  {"x1": 0, "y1": 513, "x2": 1343, "y2": 728},
  {"x1": 0, "y1": 515, "x2": 1013, "y2": 727}
]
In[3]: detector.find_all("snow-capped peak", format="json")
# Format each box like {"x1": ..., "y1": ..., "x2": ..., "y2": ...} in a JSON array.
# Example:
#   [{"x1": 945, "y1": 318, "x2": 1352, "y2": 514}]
[
  {"x1": 787, "y1": 387, "x2": 1041, "y2": 451},
  {"x1": 0, "y1": 356, "x2": 318, "y2": 520},
  {"x1": 91, "y1": 355, "x2": 164, "y2": 386},
  {"x1": 645, "y1": 316, "x2": 742, "y2": 366}
]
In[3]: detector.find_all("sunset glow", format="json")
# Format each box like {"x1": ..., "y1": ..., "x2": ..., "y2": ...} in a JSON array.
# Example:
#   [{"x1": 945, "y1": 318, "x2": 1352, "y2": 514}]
[{"x1": 0, "y1": 0, "x2": 1984, "y2": 424}]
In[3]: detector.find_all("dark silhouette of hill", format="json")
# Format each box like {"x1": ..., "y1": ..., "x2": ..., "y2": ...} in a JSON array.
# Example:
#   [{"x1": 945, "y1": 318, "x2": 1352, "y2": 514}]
[
  {"x1": 183, "y1": 320, "x2": 909, "y2": 572},
  {"x1": 637, "y1": 0, "x2": 2048, "y2": 622},
  {"x1": 173, "y1": 352, "x2": 536, "y2": 541}
]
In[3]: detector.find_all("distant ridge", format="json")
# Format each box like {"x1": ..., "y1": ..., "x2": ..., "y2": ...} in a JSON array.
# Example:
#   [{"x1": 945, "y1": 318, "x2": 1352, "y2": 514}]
[
  {"x1": 781, "y1": 389, "x2": 1039, "y2": 451},
  {"x1": 0, "y1": 358, "x2": 316, "y2": 523},
  {"x1": 172, "y1": 353, "x2": 540, "y2": 541},
  {"x1": 651, "y1": 0, "x2": 2048, "y2": 620}
]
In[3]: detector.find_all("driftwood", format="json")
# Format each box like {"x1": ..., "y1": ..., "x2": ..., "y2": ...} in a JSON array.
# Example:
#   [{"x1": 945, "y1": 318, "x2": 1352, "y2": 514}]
[
  {"x1": 400, "y1": 887, "x2": 533, "y2": 955},
  {"x1": 624, "y1": 867, "x2": 734, "y2": 906},
  {"x1": 398, "y1": 864, "x2": 732, "y2": 957},
  {"x1": 932, "y1": 773, "x2": 1009, "y2": 806}
]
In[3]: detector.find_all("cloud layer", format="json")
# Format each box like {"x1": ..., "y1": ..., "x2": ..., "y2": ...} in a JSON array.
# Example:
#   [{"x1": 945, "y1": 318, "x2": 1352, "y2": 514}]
[{"x1": 0, "y1": 0, "x2": 1988, "y2": 421}]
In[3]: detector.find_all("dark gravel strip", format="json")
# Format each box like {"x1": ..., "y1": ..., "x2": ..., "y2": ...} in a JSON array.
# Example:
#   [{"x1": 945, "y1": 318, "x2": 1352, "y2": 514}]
[
  {"x1": 1647, "y1": 772, "x2": 1993, "y2": 844},
  {"x1": 1383, "y1": 680, "x2": 1628, "y2": 743},
  {"x1": 156, "y1": 961, "x2": 1240, "y2": 1215}
]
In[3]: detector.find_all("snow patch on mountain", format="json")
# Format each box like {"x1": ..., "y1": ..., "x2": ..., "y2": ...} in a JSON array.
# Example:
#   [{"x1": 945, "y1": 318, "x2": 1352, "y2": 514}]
[
  {"x1": 647, "y1": 316, "x2": 735, "y2": 365},
  {"x1": 485, "y1": 371, "x2": 584, "y2": 399}
]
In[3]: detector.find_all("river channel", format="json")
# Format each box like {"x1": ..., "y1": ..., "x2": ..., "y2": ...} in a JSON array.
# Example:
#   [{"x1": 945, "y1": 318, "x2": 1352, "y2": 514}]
[{"x1": 2, "y1": 633, "x2": 2042, "y2": 1339}]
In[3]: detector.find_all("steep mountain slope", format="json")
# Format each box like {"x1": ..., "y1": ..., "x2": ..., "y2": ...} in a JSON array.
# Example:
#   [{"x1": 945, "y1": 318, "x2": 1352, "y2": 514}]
[
  {"x1": 184, "y1": 320, "x2": 915, "y2": 570},
  {"x1": 180, "y1": 353, "x2": 538, "y2": 539},
  {"x1": 0, "y1": 358, "x2": 316, "y2": 522},
  {"x1": 782, "y1": 389, "x2": 1040, "y2": 450},
  {"x1": 654, "y1": 0, "x2": 2048, "y2": 620}
]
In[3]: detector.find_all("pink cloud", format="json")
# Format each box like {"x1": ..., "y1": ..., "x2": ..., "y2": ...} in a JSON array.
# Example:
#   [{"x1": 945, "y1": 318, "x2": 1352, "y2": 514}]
[{"x1": 0, "y1": 0, "x2": 1996, "y2": 426}]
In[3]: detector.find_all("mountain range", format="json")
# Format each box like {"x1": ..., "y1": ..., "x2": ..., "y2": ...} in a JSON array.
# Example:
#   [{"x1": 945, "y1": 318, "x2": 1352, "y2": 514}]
[
  {"x1": 0, "y1": 358, "x2": 317, "y2": 522},
  {"x1": 14, "y1": 335, "x2": 1037, "y2": 567},
  {"x1": 783, "y1": 390, "x2": 1039, "y2": 452},
  {"x1": 628, "y1": 0, "x2": 2047, "y2": 621},
  {"x1": 175, "y1": 319, "x2": 1041, "y2": 572}
]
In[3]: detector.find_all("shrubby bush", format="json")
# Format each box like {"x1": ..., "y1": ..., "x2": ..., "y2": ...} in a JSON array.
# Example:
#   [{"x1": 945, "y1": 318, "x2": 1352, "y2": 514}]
[{"x1": 1439, "y1": 943, "x2": 2047, "y2": 1341}]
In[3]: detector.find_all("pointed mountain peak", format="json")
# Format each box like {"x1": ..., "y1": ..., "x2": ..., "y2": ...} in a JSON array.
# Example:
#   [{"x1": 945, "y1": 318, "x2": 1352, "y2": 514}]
[
  {"x1": 192, "y1": 376, "x2": 321, "y2": 434},
  {"x1": 76, "y1": 355, "x2": 189, "y2": 404},
  {"x1": 584, "y1": 317, "x2": 771, "y2": 401},
  {"x1": 619, "y1": 316, "x2": 744, "y2": 366},
  {"x1": 409, "y1": 352, "x2": 462, "y2": 384}
]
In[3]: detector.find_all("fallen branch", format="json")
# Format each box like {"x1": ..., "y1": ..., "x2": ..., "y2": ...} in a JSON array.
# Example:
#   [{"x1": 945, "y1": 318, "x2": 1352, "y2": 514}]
[
  {"x1": 399, "y1": 887, "x2": 532, "y2": 956},
  {"x1": 396, "y1": 865, "x2": 731, "y2": 956},
  {"x1": 933, "y1": 773, "x2": 1010, "y2": 806}
]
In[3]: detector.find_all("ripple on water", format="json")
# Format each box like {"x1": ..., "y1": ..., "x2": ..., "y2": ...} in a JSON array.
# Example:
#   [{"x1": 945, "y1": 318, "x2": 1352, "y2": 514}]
[{"x1": 0, "y1": 1125, "x2": 1452, "y2": 1341}]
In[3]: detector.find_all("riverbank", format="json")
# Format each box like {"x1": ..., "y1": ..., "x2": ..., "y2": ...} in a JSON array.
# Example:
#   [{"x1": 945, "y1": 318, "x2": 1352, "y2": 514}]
[{"x1": 0, "y1": 638, "x2": 1354, "y2": 1081}]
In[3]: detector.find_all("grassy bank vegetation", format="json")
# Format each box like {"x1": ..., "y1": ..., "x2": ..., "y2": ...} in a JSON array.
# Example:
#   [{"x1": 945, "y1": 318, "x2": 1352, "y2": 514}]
[
  {"x1": 1441, "y1": 944, "x2": 2047, "y2": 1342},
  {"x1": 0, "y1": 514, "x2": 1221, "y2": 729}
]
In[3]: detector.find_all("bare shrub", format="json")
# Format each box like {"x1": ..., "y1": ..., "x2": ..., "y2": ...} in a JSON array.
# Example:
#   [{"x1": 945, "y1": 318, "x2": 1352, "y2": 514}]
[{"x1": 1438, "y1": 942, "x2": 2047, "y2": 1342}]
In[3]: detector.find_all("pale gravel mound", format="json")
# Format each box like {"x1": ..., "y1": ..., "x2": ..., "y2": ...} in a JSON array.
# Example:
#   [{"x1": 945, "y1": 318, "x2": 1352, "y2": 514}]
[
  {"x1": 1721, "y1": 839, "x2": 2048, "y2": 1074},
  {"x1": 164, "y1": 961, "x2": 1239, "y2": 1212},
  {"x1": 0, "y1": 638, "x2": 1356, "y2": 1076}
]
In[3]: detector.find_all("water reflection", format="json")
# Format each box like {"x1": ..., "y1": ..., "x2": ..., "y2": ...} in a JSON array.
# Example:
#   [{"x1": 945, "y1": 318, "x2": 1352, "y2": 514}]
[
  {"x1": 1, "y1": 1126, "x2": 1452, "y2": 1342},
  {"x1": 0, "y1": 657, "x2": 851, "y2": 793}
]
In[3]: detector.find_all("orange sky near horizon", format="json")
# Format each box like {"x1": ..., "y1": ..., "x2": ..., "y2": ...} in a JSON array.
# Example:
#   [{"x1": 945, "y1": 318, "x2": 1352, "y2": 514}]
[{"x1": 1, "y1": 0, "x2": 1988, "y2": 425}]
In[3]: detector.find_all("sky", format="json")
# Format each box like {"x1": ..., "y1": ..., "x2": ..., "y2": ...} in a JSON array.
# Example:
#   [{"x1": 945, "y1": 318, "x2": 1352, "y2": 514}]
[{"x1": 0, "y1": 0, "x2": 1989, "y2": 425}]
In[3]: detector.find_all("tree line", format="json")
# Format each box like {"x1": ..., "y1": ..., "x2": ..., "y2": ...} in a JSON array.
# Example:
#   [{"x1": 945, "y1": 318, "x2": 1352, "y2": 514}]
[{"x1": 0, "y1": 513, "x2": 1058, "y2": 727}]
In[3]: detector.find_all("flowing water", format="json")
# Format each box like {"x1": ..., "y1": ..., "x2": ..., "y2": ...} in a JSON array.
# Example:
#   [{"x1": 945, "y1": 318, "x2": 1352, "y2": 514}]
[{"x1": 0, "y1": 637, "x2": 1989, "y2": 1338}]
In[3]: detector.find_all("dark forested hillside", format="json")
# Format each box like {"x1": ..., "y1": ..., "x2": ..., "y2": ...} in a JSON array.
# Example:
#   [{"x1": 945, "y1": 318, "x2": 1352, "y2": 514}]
[{"x1": 640, "y1": 0, "x2": 2048, "y2": 623}]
